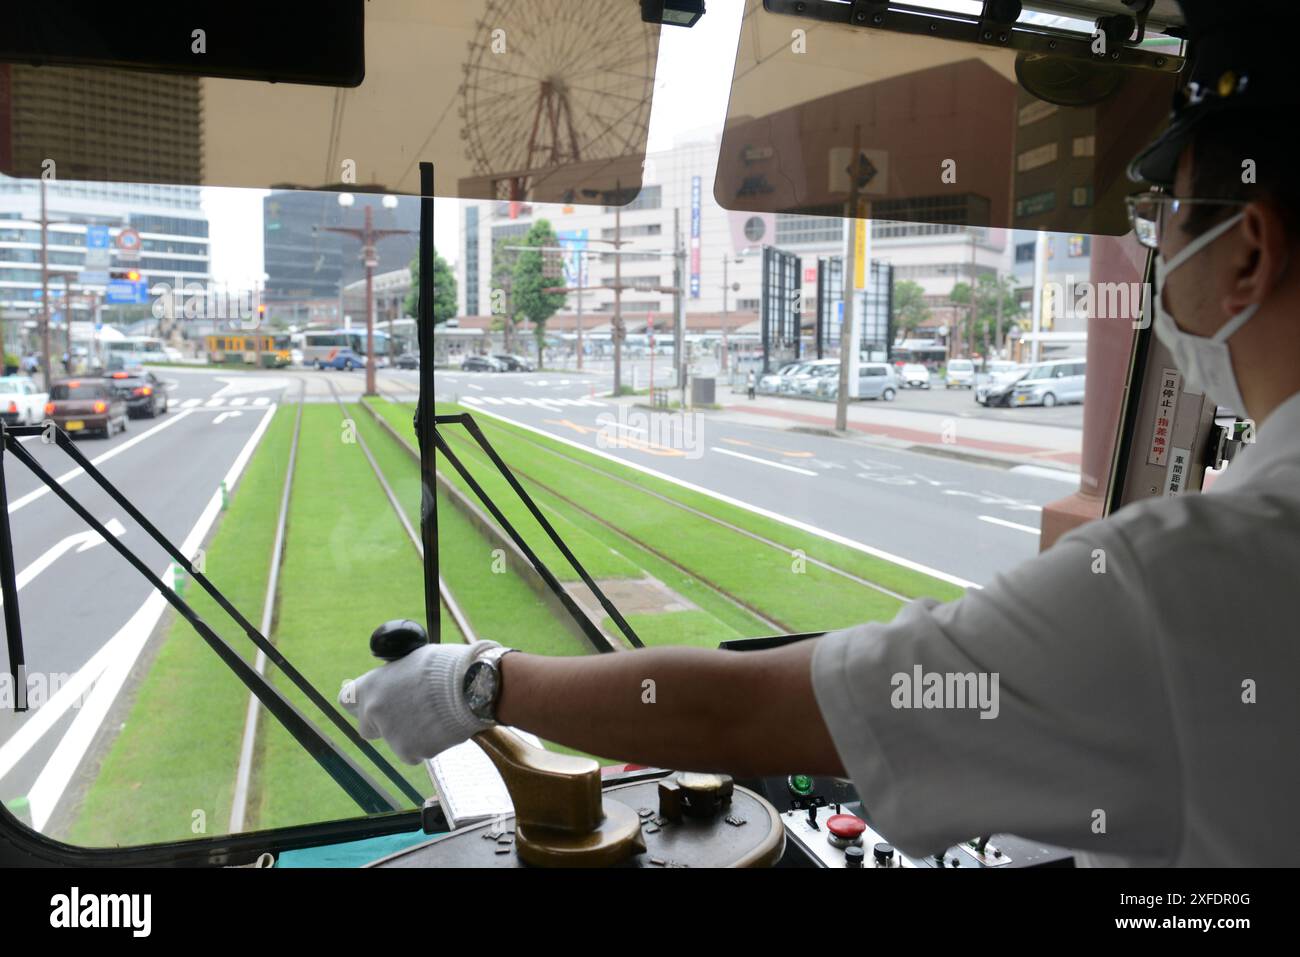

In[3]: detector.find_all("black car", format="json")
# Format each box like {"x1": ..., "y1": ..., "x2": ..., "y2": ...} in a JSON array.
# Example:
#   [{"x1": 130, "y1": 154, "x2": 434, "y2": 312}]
[
  {"x1": 461, "y1": 355, "x2": 501, "y2": 372},
  {"x1": 105, "y1": 369, "x2": 169, "y2": 417},
  {"x1": 492, "y1": 354, "x2": 535, "y2": 372},
  {"x1": 395, "y1": 352, "x2": 420, "y2": 370}
]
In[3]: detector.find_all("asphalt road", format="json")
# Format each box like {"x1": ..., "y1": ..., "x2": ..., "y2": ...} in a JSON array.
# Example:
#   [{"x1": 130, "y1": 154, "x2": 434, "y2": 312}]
[
  {"x1": 430, "y1": 369, "x2": 1081, "y2": 586},
  {"x1": 0, "y1": 368, "x2": 285, "y2": 823}
]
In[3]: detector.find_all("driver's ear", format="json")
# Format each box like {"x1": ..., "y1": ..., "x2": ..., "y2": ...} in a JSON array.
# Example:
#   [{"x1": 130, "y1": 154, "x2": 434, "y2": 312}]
[{"x1": 1225, "y1": 200, "x2": 1288, "y2": 313}]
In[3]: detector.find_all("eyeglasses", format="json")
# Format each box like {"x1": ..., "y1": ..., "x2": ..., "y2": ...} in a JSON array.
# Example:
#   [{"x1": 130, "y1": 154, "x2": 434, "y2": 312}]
[{"x1": 1126, "y1": 191, "x2": 1248, "y2": 250}]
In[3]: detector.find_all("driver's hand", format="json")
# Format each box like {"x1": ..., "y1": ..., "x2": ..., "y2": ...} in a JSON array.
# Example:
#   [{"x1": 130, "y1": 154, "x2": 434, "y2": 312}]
[{"x1": 339, "y1": 641, "x2": 500, "y2": 763}]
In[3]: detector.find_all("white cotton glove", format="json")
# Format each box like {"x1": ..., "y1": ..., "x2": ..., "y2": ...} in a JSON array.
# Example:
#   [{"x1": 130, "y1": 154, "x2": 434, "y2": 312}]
[{"x1": 339, "y1": 641, "x2": 501, "y2": 764}]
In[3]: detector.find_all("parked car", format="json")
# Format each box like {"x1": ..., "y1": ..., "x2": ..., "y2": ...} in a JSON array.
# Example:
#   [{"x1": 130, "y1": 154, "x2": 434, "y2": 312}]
[
  {"x1": 795, "y1": 361, "x2": 840, "y2": 396},
  {"x1": 976, "y1": 367, "x2": 1028, "y2": 407},
  {"x1": 395, "y1": 352, "x2": 420, "y2": 370},
  {"x1": 1010, "y1": 358, "x2": 1087, "y2": 407},
  {"x1": 0, "y1": 375, "x2": 48, "y2": 425},
  {"x1": 45, "y1": 378, "x2": 128, "y2": 438},
  {"x1": 783, "y1": 359, "x2": 836, "y2": 395},
  {"x1": 316, "y1": 349, "x2": 365, "y2": 370},
  {"x1": 817, "y1": 362, "x2": 898, "y2": 401},
  {"x1": 461, "y1": 355, "x2": 503, "y2": 372},
  {"x1": 944, "y1": 358, "x2": 975, "y2": 389},
  {"x1": 492, "y1": 354, "x2": 535, "y2": 372},
  {"x1": 105, "y1": 369, "x2": 169, "y2": 418},
  {"x1": 756, "y1": 362, "x2": 800, "y2": 394},
  {"x1": 900, "y1": 363, "x2": 931, "y2": 389},
  {"x1": 978, "y1": 359, "x2": 1020, "y2": 382}
]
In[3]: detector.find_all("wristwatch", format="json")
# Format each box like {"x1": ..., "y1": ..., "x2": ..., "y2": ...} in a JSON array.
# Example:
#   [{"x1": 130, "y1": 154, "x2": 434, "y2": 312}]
[{"x1": 462, "y1": 646, "x2": 517, "y2": 723}]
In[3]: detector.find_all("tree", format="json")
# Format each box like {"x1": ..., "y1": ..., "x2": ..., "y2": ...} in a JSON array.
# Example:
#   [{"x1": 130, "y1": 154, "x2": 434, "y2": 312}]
[
  {"x1": 404, "y1": 248, "x2": 458, "y2": 325},
  {"x1": 949, "y1": 274, "x2": 1022, "y2": 358},
  {"x1": 490, "y1": 237, "x2": 521, "y2": 354},
  {"x1": 511, "y1": 219, "x2": 568, "y2": 367},
  {"x1": 892, "y1": 279, "x2": 931, "y2": 338}
]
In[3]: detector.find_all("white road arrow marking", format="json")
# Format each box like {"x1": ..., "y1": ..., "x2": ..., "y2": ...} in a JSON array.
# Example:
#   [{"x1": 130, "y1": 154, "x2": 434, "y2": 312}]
[
  {"x1": 0, "y1": 518, "x2": 127, "y2": 606},
  {"x1": 213, "y1": 411, "x2": 243, "y2": 425}
]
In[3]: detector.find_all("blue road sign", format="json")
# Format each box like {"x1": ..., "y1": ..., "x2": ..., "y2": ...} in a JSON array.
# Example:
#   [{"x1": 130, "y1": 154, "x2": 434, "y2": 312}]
[{"x1": 106, "y1": 280, "x2": 150, "y2": 304}]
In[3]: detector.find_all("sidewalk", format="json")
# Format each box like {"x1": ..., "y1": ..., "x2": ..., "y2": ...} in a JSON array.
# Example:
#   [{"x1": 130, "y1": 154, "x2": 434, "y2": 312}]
[{"x1": 703, "y1": 386, "x2": 1083, "y2": 472}]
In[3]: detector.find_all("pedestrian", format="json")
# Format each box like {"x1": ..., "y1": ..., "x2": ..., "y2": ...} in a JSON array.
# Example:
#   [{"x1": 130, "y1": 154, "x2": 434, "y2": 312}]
[{"x1": 746, "y1": 369, "x2": 756, "y2": 400}]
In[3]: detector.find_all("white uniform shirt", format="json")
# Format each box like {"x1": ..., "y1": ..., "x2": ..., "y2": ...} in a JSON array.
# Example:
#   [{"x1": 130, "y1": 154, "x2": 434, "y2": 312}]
[{"x1": 811, "y1": 390, "x2": 1300, "y2": 866}]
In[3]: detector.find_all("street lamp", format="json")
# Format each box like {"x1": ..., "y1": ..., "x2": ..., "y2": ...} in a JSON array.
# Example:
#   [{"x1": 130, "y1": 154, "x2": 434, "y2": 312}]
[
  {"x1": 720, "y1": 247, "x2": 757, "y2": 373},
  {"x1": 320, "y1": 193, "x2": 413, "y2": 396}
]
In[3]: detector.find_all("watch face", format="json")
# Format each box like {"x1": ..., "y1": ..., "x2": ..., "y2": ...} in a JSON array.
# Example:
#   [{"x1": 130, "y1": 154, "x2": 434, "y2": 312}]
[{"x1": 464, "y1": 661, "x2": 500, "y2": 719}]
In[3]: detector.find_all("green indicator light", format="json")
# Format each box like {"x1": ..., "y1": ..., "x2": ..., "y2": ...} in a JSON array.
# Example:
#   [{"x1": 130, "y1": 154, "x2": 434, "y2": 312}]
[{"x1": 788, "y1": 774, "x2": 814, "y2": 796}]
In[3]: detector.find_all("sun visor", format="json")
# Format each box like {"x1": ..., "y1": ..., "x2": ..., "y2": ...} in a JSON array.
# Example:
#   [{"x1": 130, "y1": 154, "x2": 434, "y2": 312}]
[
  {"x1": 0, "y1": 0, "x2": 660, "y2": 202},
  {"x1": 716, "y1": 1, "x2": 1183, "y2": 234}
]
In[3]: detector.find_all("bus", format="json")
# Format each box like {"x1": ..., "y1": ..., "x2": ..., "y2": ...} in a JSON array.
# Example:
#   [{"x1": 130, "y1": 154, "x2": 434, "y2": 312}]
[
  {"x1": 295, "y1": 329, "x2": 392, "y2": 368},
  {"x1": 205, "y1": 333, "x2": 292, "y2": 367},
  {"x1": 104, "y1": 336, "x2": 167, "y2": 369}
]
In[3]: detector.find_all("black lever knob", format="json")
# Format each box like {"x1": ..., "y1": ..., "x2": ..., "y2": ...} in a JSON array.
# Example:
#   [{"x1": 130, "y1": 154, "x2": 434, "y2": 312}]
[{"x1": 370, "y1": 619, "x2": 428, "y2": 661}]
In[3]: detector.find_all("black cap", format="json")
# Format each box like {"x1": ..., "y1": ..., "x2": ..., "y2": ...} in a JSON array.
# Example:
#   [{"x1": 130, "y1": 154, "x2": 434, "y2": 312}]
[{"x1": 1129, "y1": 0, "x2": 1300, "y2": 186}]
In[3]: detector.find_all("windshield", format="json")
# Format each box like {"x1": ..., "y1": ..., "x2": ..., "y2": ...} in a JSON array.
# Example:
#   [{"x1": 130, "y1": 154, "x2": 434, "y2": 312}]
[
  {"x1": 50, "y1": 382, "x2": 105, "y2": 399},
  {"x1": 0, "y1": 1, "x2": 1171, "y2": 857}
]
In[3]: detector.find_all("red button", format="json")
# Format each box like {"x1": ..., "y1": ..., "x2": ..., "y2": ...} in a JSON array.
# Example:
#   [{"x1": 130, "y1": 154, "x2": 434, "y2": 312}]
[{"x1": 827, "y1": 814, "x2": 866, "y2": 839}]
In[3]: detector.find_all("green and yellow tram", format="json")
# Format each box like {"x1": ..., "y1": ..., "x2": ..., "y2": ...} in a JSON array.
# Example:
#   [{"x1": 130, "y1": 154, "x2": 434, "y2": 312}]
[{"x1": 205, "y1": 333, "x2": 292, "y2": 368}]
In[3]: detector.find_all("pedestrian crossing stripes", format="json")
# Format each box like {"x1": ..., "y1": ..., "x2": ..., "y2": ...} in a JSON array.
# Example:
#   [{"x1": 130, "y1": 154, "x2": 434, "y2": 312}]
[
  {"x1": 460, "y1": 396, "x2": 606, "y2": 409},
  {"x1": 179, "y1": 396, "x2": 271, "y2": 410}
]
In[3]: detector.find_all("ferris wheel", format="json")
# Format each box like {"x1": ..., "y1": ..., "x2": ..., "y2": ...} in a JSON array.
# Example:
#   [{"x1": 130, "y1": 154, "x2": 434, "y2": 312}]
[{"x1": 459, "y1": 0, "x2": 657, "y2": 202}]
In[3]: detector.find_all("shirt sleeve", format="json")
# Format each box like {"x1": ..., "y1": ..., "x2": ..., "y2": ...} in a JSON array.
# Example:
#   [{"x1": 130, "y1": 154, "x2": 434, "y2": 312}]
[{"x1": 810, "y1": 527, "x2": 1183, "y2": 863}]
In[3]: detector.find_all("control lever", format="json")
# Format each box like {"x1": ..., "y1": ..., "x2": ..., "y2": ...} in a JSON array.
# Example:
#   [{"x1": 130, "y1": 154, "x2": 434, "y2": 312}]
[{"x1": 366, "y1": 621, "x2": 646, "y2": 867}]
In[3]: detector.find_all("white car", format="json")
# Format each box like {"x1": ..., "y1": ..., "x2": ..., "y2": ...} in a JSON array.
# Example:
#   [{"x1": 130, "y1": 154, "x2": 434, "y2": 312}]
[
  {"x1": 944, "y1": 358, "x2": 975, "y2": 389},
  {"x1": 900, "y1": 363, "x2": 931, "y2": 389},
  {"x1": 0, "y1": 375, "x2": 48, "y2": 426}
]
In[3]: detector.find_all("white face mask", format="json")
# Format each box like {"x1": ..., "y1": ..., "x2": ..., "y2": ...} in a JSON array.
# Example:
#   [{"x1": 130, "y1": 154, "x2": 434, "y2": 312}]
[{"x1": 1152, "y1": 211, "x2": 1257, "y2": 414}]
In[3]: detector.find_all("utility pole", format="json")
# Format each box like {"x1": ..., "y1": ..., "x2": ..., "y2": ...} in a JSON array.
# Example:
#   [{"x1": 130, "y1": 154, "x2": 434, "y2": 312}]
[
  {"x1": 673, "y1": 207, "x2": 685, "y2": 408},
  {"x1": 613, "y1": 199, "x2": 624, "y2": 395},
  {"x1": 835, "y1": 126, "x2": 863, "y2": 432},
  {"x1": 39, "y1": 178, "x2": 51, "y2": 389},
  {"x1": 968, "y1": 229, "x2": 978, "y2": 359},
  {"x1": 322, "y1": 194, "x2": 411, "y2": 396},
  {"x1": 575, "y1": 251, "x2": 584, "y2": 371},
  {"x1": 1030, "y1": 230, "x2": 1047, "y2": 364}
]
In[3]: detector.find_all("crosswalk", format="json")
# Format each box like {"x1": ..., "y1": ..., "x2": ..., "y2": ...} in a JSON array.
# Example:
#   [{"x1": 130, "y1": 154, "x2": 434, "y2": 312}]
[
  {"x1": 178, "y1": 396, "x2": 272, "y2": 410},
  {"x1": 459, "y1": 396, "x2": 607, "y2": 409}
]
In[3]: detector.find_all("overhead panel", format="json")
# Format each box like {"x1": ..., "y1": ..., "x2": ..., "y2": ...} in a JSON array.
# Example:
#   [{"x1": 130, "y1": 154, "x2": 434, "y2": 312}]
[
  {"x1": 0, "y1": 0, "x2": 660, "y2": 203},
  {"x1": 716, "y1": 0, "x2": 1183, "y2": 234}
]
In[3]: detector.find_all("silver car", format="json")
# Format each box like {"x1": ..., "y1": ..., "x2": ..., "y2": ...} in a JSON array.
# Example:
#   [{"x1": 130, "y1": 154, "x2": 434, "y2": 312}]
[
  {"x1": 816, "y1": 362, "x2": 898, "y2": 401},
  {"x1": 1011, "y1": 358, "x2": 1087, "y2": 407}
]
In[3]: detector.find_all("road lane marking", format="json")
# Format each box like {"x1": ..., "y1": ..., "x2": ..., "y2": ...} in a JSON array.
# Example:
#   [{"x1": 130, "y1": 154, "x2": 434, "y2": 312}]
[
  {"x1": 6, "y1": 409, "x2": 195, "y2": 515},
  {"x1": 711, "y1": 447, "x2": 818, "y2": 476},
  {"x1": 1009, "y1": 464, "x2": 1081, "y2": 485},
  {"x1": 467, "y1": 383, "x2": 484, "y2": 391},
  {"x1": 0, "y1": 519, "x2": 127, "y2": 608},
  {"x1": 720, "y1": 437, "x2": 814, "y2": 459},
  {"x1": 978, "y1": 515, "x2": 1041, "y2": 535},
  {"x1": 253, "y1": 397, "x2": 269, "y2": 406},
  {"x1": 213, "y1": 411, "x2": 243, "y2": 425},
  {"x1": 180, "y1": 398, "x2": 201, "y2": 408},
  {"x1": 14, "y1": 404, "x2": 278, "y2": 826},
  {"x1": 465, "y1": 403, "x2": 977, "y2": 590},
  {"x1": 229, "y1": 397, "x2": 247, "y2": 406}
]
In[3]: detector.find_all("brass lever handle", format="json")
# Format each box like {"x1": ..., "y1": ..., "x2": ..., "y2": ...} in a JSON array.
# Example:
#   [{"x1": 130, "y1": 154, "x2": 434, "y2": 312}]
[
  {"x1": 471, "y1": 726, "x2": 603, "y2": 833},
  {"x1": 365, "y1": 621, "x2": 644, "y2": 866}
]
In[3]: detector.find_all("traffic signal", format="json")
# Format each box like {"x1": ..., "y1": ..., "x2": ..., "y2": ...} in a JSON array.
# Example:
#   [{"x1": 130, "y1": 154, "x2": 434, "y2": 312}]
[{"x1": 109, "y1": 270, "x2": 142, "y2": 281}]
